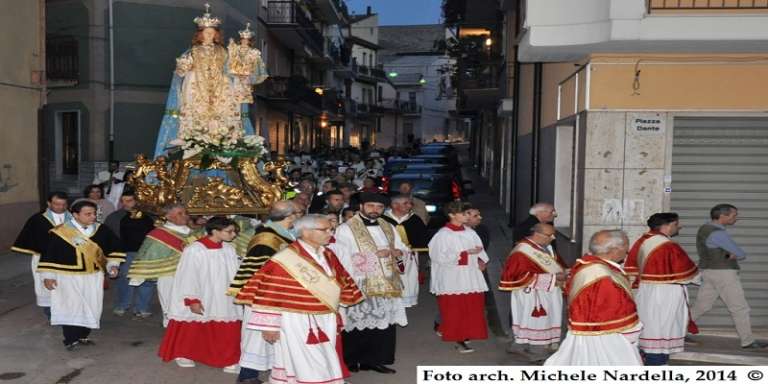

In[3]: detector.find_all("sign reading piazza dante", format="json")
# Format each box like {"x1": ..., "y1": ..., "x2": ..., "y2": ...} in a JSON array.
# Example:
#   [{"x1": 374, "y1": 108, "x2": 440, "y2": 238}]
[{"x1": 128, "y1": 3, "x2": 287, "y2": 216}]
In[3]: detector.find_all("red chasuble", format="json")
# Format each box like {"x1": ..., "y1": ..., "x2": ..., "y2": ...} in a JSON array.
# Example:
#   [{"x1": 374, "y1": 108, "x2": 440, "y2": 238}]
[
  {"x1": 237, "y1": 242, "x2": 363, "y2": 313},
  {"x1": 625, "y1": 232, "x2": 698, "y2": 286},
  {"x1": 566, "y1": 255, "x2": 639, "y2": 335},
  {"x1": 499, "y1": 238, "x2": 568, "y2": 291}
]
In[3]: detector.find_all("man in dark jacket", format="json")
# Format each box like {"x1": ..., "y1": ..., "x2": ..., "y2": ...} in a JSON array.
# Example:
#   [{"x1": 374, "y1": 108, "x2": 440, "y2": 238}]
[
  {"x1": 105, "y1": 191, "x2": 155, "y2": 317},
  {"x1": 513, "y1": 203, "x2": 557, "y2": 243}
]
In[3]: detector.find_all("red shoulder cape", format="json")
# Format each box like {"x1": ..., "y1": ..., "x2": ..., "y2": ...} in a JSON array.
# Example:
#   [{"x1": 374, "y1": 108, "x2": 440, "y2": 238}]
[
  {"x1": 566, "y1": 255, "x2": 639, "y2": 335},
  {"x1": 499, "y1": 239, "x2": 567, "y2": 291},
  {"x1": 236, "y1": 242, "x2": 363, "y2": 314}
]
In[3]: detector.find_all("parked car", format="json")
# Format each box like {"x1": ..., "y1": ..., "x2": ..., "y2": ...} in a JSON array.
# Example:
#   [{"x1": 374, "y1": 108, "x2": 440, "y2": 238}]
[
  {"x1": 419, "y1": 143, "x2": 456, "y2": 155},
  {"x1": 383, "y1": 162, "x2": 456, "y2": 177},
  {"x1": 383, "y1": 172, "x2": 466, "y2": 229}
]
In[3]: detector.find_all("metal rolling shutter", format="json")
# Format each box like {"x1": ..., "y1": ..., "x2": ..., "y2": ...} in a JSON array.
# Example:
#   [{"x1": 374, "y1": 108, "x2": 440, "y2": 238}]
[{"x1": 671, "y1": 117, "x2": 768, "y2": 328}]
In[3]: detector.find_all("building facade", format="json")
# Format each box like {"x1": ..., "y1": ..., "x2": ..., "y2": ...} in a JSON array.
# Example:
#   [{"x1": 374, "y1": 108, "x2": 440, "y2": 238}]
[
  {"x1": 456, "y1": 0, "x2": 768, "y2": 328},
  {"x1": 379, "y1": 25, "x2": 462, "y2": 146},
  {"x1": 0, "y1": 0, "x2": 46, "y2": 250},
  {"x1": 44, "y1": 0, "x2": 355, "y2": 196}
]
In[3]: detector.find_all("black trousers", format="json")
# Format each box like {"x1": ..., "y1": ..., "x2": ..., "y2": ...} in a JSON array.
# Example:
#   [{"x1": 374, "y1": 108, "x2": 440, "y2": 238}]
[
  {"x1": 342, "y1": 325, "x2": 396, "y2": 366},
  {"x1": 62, "y1": 325, "x2": 91, "y2": 345}
]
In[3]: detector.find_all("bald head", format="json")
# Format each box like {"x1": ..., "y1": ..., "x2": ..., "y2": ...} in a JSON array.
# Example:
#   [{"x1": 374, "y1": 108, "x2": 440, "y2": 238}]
[
  {"x1": 530, "y1": 202, "x2": 557, "y2": 223},
  {"x1": 588, "y1": 229, "x2": 629, "y2": 262},
  {"x1": 269, "y1": 200, "x2": 299, "y2": 229},
  {"x1": 530, "y1": 223, "x2": 557, "y2": 247}
]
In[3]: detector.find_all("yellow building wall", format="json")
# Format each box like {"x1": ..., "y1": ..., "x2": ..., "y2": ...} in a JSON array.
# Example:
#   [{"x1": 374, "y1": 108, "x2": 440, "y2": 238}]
[
  {"x1": 588, "y1": 54, "x2": 768, "y2": 111},
  {"x1": 0, "y1": 0, "x2": 43, "y2": 249},
  {"x1": 541, "y1": 62, "x2": 581, "y2": 128}
]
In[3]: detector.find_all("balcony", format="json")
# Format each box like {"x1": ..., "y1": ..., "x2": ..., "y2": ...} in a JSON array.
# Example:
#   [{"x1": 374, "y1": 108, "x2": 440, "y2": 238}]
[
  {"x1": 648, "y1": 0, "x2": 768, "y2": 13},
  {"x1": 261, "y1": 76, "x2": 323, "y2": 115},
  {"x1": 399, "y1": 101, "x2": 422, "y2": 116},
  {"x1": 266, "y1": 1, "x2": 324, "y2": 56},
  {"x1": 308, "y1": 0, "x2": 349, "y2": 24},
  {"x1": 352, "y1": 62, "x2": 387, "y2": 83},
  {"x1": 46, "y1": 36, "x2": 79, "y2": 87},
  {"x1": 519, "y1": 0, "x2": 768, "y2": 61}
]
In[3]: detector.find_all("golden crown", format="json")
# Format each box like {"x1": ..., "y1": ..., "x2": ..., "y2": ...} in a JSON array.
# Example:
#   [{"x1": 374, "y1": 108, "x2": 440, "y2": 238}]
[
  {"x1": 194, "y1": 3, "x2": 222, "y2": 29},
  {"x1": 239, "y1": 22, "x2": 255, "y2": 39}
]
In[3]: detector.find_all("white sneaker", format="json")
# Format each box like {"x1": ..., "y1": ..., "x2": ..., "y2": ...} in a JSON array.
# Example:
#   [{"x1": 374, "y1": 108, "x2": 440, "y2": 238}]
[
  {"x1": 174, "y1": 358, "x2": 196, "y2": 368},
  {"x1": 222, "y1": 364, "x2": 240, "y2": 374}
]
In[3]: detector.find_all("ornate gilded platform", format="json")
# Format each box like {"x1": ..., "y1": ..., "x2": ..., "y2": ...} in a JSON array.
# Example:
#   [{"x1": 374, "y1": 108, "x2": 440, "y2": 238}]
[{"x1": 128, "y1": 154, "x2": 290, "y2": 215}]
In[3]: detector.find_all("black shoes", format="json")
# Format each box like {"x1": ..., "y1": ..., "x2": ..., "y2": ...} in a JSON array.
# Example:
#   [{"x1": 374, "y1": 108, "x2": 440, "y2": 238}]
[
  {"x1": 359, "y1": 364, "x2": 396, "y2": 374},
  {"x1": 65, "y1": 341, "x2": 80, "y2": 351}
]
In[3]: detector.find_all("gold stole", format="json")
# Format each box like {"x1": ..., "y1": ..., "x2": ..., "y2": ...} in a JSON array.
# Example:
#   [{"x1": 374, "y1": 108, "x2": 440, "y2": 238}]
[
  {"x1": 569, "y1": 262, "x2": 633, "y2": 303},
  {"x1": 514, "y1": 242, "x2": 564, "y2": 274},
  {"x1": 347, "y1": 216, "x2": 403, "y2": 297},
  {"x1": 51, "y1": 225, "x2": 107, "y2": 272},
  {"x1": 637, "y1": 235, "x2": 670, "y2": 273},
  {"x1": 271, "y1": 246, "x2": 341, "y2": 311}
]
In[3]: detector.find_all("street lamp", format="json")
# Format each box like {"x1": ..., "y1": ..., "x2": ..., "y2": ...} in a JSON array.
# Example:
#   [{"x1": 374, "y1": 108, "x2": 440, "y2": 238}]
[
  {"x1": 485, "y1": 37, "x2": 493, "y2": 47},
  {"x1": 314, "y1": 87, "x2": 324, "y2": 95}
]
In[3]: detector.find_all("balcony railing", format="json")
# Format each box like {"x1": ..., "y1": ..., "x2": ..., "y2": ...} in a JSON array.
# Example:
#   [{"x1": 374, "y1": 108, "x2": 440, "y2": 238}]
[
  {"x1": 352, "y1": 62, "x2": 387, "y2": 81},
  {"x1": 460, "y1": 64, "x2": 501, "y2": 90},
  {"x1": 399, "y1": 101, "x2": 422, "y2": 115},
  {"x1": 47, "y1": 36, "x2": 79, "y2": 83},
  {"x1": 267, "y1": 1, "x2": 324, "y2": 52},
  {"x1": 263, "y1": 76, "x2": 322, "y2": 110},
  {"x1": 648, "y1": 0, "x2": 768, "y2": 12}
]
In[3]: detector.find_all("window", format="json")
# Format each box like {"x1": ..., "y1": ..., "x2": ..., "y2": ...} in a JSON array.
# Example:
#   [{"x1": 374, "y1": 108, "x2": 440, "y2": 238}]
[
  {"x1": 408, "y1": 92, "x2": 417, "y2": 103},
  {"x1": 46, "y1": 36, "x2": 79, "y2": 83},
  {"x1": 55, "y1": 111, "x2": 80, "y2": 175},
  {"x1": 362, "y1": 52, "x2": 367, "y2": 67},
  {"x1": 261, "y1": 39, "x2": 269, "y2": 71}
]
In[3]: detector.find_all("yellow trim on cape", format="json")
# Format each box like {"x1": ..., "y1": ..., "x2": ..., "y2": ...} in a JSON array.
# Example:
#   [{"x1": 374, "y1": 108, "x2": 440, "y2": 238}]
[{"x1": 270, "y1": 246, "x2": 342, "y2": 312}]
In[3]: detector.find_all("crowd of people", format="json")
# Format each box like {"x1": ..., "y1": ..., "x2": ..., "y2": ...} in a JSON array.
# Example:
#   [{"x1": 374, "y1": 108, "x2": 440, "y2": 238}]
[{"x1": 10, "y1": 146, "x2": 767, "y2": 384}]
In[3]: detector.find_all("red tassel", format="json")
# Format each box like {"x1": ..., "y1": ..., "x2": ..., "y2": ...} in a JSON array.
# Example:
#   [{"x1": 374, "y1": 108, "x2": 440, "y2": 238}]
[
  {"x1": 306, "y1": 328, "x2": 319, "y2": 345},
  {"x1": 316, "y1": 328, "x2": 330, "y2": 343},
  {"x1": 687, "y1": 318, "x2": 699, "y2": 335},
  {"x1": 538, "y1": 305, "x2": 547, "y2": 317},
  {"x1": 418, "y1": 271, "x2": 426, "y2": 285},
  {"x1": 531, "y1": 307, "x2": 541, "y2": 317}
]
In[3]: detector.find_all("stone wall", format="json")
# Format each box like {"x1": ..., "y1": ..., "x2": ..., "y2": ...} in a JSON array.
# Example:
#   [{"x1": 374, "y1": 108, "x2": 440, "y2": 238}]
[{"x1": 581, "y1": 111, "x2": 670, "y2": 247}]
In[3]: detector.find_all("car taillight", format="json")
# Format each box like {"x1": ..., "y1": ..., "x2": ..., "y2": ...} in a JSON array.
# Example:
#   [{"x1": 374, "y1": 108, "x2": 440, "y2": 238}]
[
  {"x1": 381, "y1": 176, "x2": 390, "y2": 193},
  {"x1": 451, "y1": 179, "x2": 461, "y2": 200}
]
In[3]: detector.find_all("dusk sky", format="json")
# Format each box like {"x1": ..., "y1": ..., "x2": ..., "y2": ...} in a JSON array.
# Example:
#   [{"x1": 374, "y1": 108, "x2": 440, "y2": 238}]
[{"x1": 346, "y1": 0, "x2": 443, "y2": 26}]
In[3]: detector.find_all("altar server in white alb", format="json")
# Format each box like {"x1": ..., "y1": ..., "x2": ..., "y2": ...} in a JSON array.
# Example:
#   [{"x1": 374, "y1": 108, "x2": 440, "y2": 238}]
[
  {"x1": 545, "y1": 230, "x2": 643, "y2": 365},
  {"x1": 429, "y1": 201, "x2": 489, "y2": 354},
  {"x1": 499, "y1": 223, "x2": 567, "y2": 356},
  {"x1": 624, "y1": 212, "x2": 699, "y2": 365},
  {"x1": 37, "y1": 200, "x2": 125, "y2": 350},
  {"x1": 12, "y1": 191, "x2": 71, "y2": 319},
  {"x1": 158, "y1": 217, "x2": 242, "y2": 372},
  {"x1": 330, "y1": 192, "x2": 409, "y2": 374}
]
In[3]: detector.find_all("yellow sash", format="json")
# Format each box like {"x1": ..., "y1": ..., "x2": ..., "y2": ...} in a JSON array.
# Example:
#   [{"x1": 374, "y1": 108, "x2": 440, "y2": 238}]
[
  {"x1": 514, "y1": 242, "x2": 564, "y2": 274},
  {"x1": 51, "y1": 225, "x2": 107, "y2": 273},
  {"x1": 637, "y1": 234, "x2": 670, "y2": 273},
  {"x1": 271, "y1": 246, "x2": 341, "y2": 312},
  {"x1": 569, "y1": 261, "x2": 632, "y2": 303},
  {"x1": 248, "y1": 231, "x2": 290, "y2": 253}
]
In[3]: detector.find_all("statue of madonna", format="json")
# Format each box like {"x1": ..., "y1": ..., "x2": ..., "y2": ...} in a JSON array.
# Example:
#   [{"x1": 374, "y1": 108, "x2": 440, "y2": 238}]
[{"x1": 153, "y1": 4, "x2": 268, "y2": 159}]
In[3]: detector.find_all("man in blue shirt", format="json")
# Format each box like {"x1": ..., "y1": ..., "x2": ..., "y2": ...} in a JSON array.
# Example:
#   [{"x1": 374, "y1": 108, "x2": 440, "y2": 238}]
[{"x1": 691, "y1": 204, "x2": 766, "y2": 349}]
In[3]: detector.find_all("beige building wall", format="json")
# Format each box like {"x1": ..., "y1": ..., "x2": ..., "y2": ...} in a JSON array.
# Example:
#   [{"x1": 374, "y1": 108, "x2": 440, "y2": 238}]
[{"x1": 0, "y1": 0, "x2": 44, "y2": 249}]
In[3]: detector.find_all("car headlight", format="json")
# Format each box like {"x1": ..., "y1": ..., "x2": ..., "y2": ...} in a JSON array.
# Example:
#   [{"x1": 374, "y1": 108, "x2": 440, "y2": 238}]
[{"x1": 425, "y1": 205, "x2": 437, "y2": 213}]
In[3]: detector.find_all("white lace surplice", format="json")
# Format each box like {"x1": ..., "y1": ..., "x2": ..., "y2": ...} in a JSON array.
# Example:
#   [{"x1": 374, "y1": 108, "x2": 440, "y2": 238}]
[{"x1": 330, "y1": 223, "x2": 408, "y2": 331}]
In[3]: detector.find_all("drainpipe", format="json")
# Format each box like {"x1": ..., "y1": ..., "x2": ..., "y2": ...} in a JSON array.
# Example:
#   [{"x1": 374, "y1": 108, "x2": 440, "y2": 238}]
[
  {"x1": 108, "y1": 0, "x2": 115, "y2": 161},
  {"x1": 530, "y1": 62, "x2": 542, "y2": 204}
]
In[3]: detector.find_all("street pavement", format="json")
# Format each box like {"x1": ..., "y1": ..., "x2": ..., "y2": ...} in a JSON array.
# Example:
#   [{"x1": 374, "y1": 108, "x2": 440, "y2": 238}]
[{"x1": 1, "y1": 150, "x2": 766, "y2": 384}]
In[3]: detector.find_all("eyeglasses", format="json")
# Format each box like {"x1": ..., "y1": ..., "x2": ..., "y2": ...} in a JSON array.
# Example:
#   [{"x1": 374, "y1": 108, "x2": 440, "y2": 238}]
[{"x1": 311, "y1": 227, "x2": 334, "y2": 233}]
